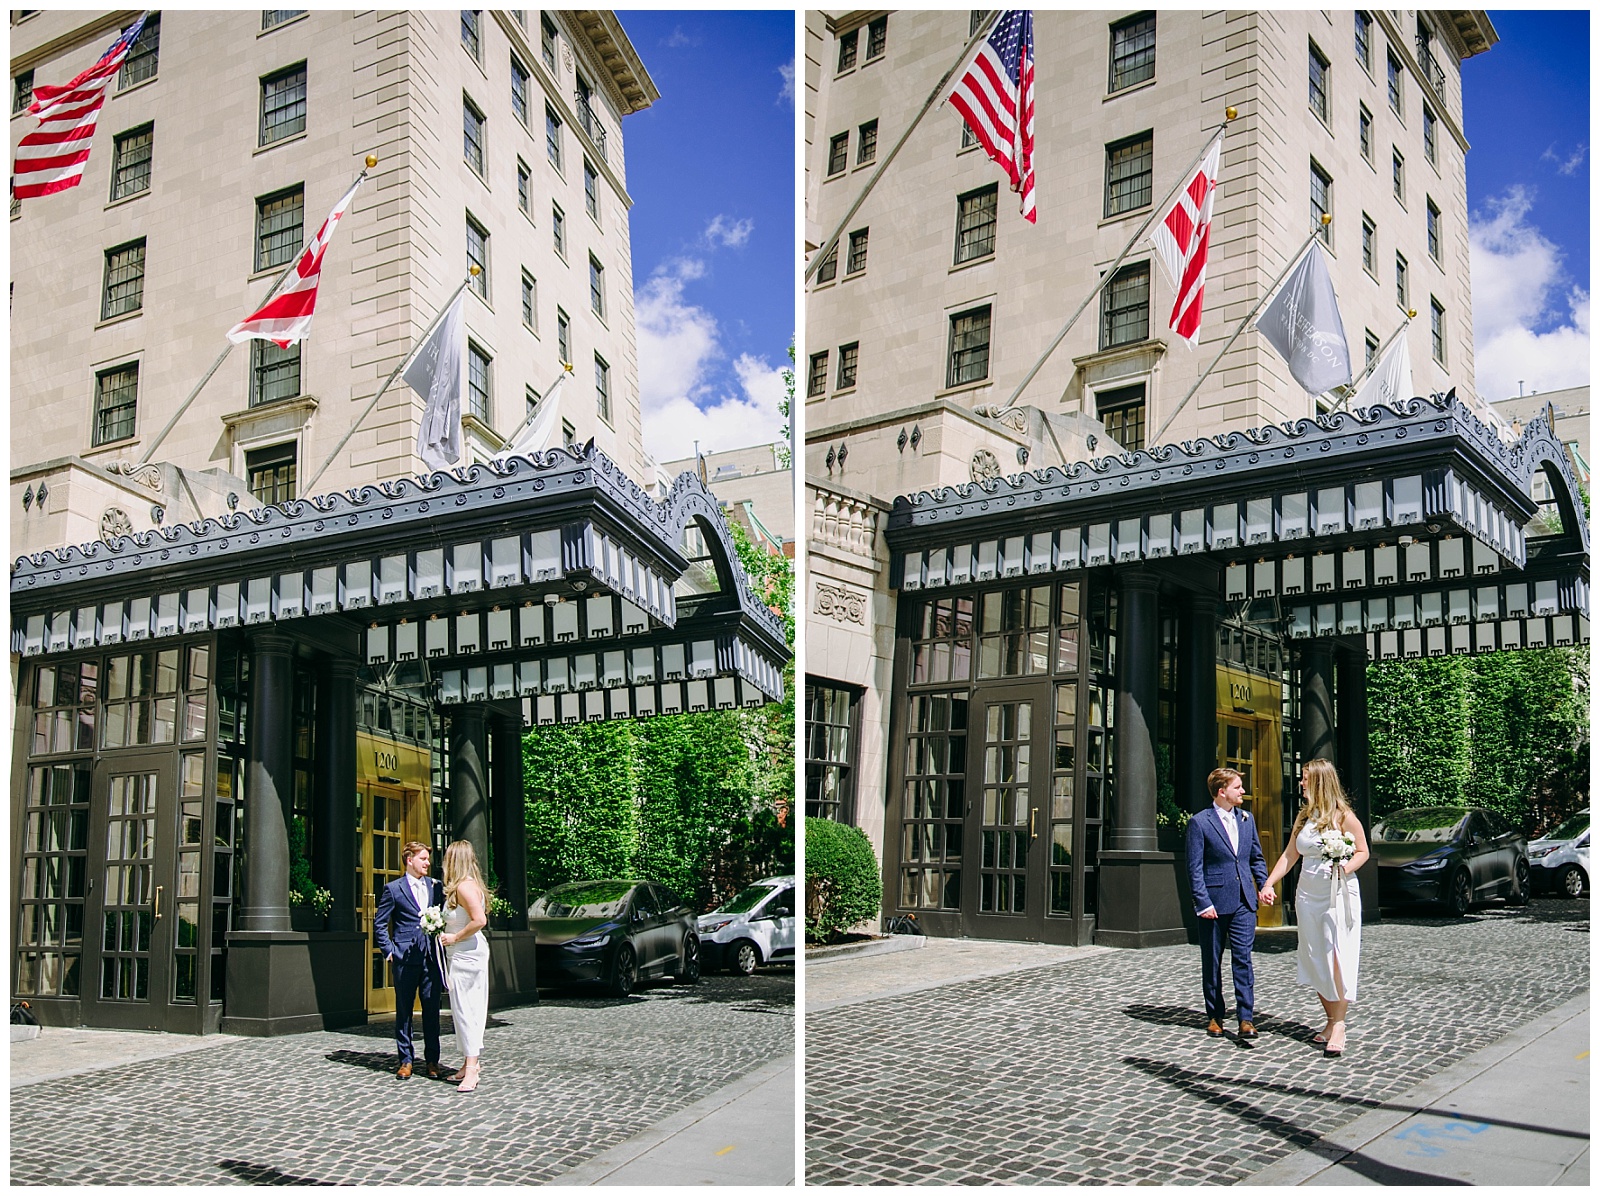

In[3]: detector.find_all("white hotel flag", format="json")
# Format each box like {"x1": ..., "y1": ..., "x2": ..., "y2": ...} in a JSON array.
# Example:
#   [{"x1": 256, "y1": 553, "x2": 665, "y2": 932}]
[
  {"x1": 407, "y1": 292, "x2": 467, "y2": 472},
  {"x1": 1253, "y1": 241, "x2": 1353, "y2": 396},
  {"x1": 1349, "y1": 331, "x2": 1413, "y2": 413}
]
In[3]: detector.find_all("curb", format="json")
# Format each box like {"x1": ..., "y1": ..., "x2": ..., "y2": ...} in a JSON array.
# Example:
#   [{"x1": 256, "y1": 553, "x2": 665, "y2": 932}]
[
  {"x1": 805, "y1": 935, "x2": 926, "y2": 965},
  {"x1": 10, "y1": 1024, "x2": 40, "y2": 1042}
]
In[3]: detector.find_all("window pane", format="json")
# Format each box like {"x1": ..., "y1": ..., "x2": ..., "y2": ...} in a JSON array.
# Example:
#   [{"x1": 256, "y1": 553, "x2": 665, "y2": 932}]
[
  {"x1": 250, "y1": 340, "x2": 300, "y2": 406},
  {"x1": 256, "y1": 187, "x2": 304, "y2": 271},
  {"x1": 955, "y1": 186, "x2": 998, "y2": 263},
  {"x1": 1101, "y1": 263, "x2": 1149, "y2": 348},
  {"x1": 463, "y1": 99, "x2": 484, "y2": 174},
  {"x1": 102, "y1": 241, "x2": 146, "y2": 319},
  {"x1": 947, "y1": 307, "x2": 991, "y2": 387},
  {"x1": 94, "y1": 365, "x2": 139, "y2": 445},
  {"x1": 468, "y1": 345, "x2": 491, "y2": 422},
  {"x1": 111, "y1": 125, "x2": 153, "y2": 200},
  {"x1": 118, "y1": 15, "x2": 160, "y2": 88},
  {"x1": 1105, "y1": 133, "x2": 1153, "y2": 216},
  {"x1": 1110, "y1": 13, "x2": 1155, "y2": 91},
  {"x1": 261, "y1": 65, "x2": 306, "y2": 145}
]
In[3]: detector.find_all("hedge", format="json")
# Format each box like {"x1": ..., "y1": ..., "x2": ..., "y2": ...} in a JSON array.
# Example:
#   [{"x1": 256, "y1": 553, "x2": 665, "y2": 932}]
[{"x1": 804, "y1": 818, "x2": 881, "y2": 943}]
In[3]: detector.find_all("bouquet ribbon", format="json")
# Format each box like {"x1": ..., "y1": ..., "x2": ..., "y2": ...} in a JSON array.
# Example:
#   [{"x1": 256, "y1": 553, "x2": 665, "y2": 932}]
[{"x1": 1332, "y1": 864, "x2": 1358, "y2": 932}]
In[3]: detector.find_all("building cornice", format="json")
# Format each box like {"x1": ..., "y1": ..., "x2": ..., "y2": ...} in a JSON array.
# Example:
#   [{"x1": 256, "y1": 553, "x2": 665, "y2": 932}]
[
  {"x1": 8, "y1": 10, "x2": 136, "y2": 74},
  {"x1": 570, "y1": 11, "x2": 660, "y2": 116}
]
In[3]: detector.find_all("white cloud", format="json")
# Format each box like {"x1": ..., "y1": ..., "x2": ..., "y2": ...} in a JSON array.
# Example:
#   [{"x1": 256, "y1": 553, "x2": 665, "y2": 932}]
[
  {"x1": 779, "y1": 60, "x2": 796, "y2": 105},
  {"x1": 1469, "y1": 186, "x2": 1590, "y2": 403},
  {"x1": 1540, "y1": 142, "x2": 1587, "y2": 176},
  {"x1": 663, "y1": 27, "x2": 699, "y2": 49},
  {"x1": 635, "y1": 267, "x2": 785, "y2": 460},
  {"x1": 703, "y1": 214, "x2": 754, "y2": 248}
]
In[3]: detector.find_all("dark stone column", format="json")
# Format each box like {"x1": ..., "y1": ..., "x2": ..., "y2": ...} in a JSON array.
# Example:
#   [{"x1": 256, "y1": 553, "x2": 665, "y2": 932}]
[
  {"x1": 490, "y1": 712, "x2": 529, "y2": 914},
  {"x1": 315, "y1": 659, "x2": 359, "y2": 933},
  {"x1": 1177, "y1": 590, "x2": 1218, "y2": 815},
  {"x1": 449, "y1": 706, "x2": 491, "y2": 867},
  {"x1": 1336, "y1": 639, "x2": 1379, "y2": 919},
  {"x1": 1110, "y1": 570, "x2": 1160, "y2": 851},
  {"x1": 238, "y1": 632, "x2": 295, "y2": 932},
  {"x1": 1299, "y1": 641, "x2": 1336, "y2": 767}
]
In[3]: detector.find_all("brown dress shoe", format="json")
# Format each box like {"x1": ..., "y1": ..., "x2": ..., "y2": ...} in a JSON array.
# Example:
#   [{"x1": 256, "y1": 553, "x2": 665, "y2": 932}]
[
  {"x1": 1206, "y1": 1018, "x2": 1224, "y2": 1037},
  {"x1": 396, "y1": 1061, "x2": 413, "y2": 1079},
  {"x1": 1239, "y1": 1021, "x2": 1259, "y2": 1040},
  {"x1": 426, "y1": 1063, "x2": 446, "y2": 1080}
]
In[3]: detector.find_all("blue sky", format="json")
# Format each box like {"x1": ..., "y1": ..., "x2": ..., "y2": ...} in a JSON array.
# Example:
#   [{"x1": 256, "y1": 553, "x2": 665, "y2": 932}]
[
  {"x1": 615, "y1": 10, "x2": 796, "y2": 461},
  {"x1": 1462, "y1": 11, "x2": 1590, "y2": 402}
]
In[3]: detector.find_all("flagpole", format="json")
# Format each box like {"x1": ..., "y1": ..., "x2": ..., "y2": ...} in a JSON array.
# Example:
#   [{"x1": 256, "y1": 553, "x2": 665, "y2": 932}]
[
  {"x1": 805, "y1": 11, "x2": 1000, "y2": 283},
  {"x1": 136, "y1": 159, "x2": 375, "y2": 467},
  {"x1": 1328, "y1": 309, "x2": 1414, "y2": 412},
  {"x1": 986, "y1": 113, "x2": 1234, "y2": 417},
  {"x1": 494, "y1": 360, "x2": 575, "y2": 453},
  {"x1": 1149, "y1": 214, "x2": 1332, "y2": 447},
  {"x1": 302, "y1": 268, "x2": 477, "y2": 494}
]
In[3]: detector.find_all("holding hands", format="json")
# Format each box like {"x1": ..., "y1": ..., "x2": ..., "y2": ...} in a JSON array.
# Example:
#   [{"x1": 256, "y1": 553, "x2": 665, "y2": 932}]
[{"x1": 1259, "y1": 885, "x2": 1276, "y2": 905}]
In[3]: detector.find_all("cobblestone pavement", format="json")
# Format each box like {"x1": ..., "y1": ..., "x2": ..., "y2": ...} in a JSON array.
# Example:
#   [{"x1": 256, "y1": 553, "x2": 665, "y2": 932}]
[
  {"x1": 805, "y1": 900, "x2": 1589, "y2": 1186},
  {"x1": 11, "y1": 969, "x2": 793, "y2": 1186}
]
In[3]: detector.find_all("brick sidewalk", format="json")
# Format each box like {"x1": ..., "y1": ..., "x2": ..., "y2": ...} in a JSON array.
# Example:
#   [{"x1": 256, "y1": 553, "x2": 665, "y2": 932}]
[{"x1": 804, "y1": 899, "x2": 1588, "y2": 1185}]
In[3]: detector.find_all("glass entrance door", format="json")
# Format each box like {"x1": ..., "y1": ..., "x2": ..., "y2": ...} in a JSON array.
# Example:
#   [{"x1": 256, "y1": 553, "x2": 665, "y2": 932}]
[
  {"x1": 963, "y1": 684, "x2": 1049, "y2": 939},
  {"x1": 81, "y1": 755, "x2": 178, "y2": 1031},
  {"x1": 1218, "y1": 715, "x2": 1284, "y2": 927},
  {"x1": 357, "y1": 784, "x2": 423, "y2": 1015}
]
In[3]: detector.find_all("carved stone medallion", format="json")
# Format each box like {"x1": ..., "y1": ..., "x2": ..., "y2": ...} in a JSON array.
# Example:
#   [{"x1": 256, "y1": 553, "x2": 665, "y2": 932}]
[
  {"x1": 814, "y1": 582, "x2": 867, "y2": 625},
  {"x1": 970, "y1": 448, "x2": 1002, "y2": 483},
  {"x1": 101, "y1": 506, "x2": 135, "y2": 542}
]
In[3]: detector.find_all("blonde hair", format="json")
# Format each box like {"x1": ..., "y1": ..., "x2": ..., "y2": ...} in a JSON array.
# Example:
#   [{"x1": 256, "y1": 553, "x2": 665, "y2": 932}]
[
  {"x1": 441, "y1": 840, "x2": 488, "y2": 908},
  {"x1": 1293, "y1": 758, "x2": 1354, "y2": 839}
]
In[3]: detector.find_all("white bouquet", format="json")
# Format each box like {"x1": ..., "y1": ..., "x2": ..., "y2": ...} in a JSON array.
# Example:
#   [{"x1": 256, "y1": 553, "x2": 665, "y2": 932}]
[
  {"x1": 1317, "y1": 827, "x2": 1356, "y2": 871},
  {"x1": 419, "y1": 904, "x2": 447, "y2": 936}
]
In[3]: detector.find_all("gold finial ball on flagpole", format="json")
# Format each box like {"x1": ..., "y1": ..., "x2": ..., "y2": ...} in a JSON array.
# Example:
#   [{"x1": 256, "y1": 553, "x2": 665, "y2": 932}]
[
  {"x1": 1225, "y1": 106, "x2": 1238, "y2": 121},
  {"x1": 1407, "y1": 309, "x2": 1417, "y2": 319},
  {"x1": 563, "y1": 360, "x2": 575, "y2": 373},
  {"x1": 365, "y1": 154, "x2": 378, "y2": 169},
  {"x1": 1320, "y1": 212, "x2": 1332, "y2": 226},
  {"x1": 469, "y1": 264, "x2": 481, "y2": 276}
]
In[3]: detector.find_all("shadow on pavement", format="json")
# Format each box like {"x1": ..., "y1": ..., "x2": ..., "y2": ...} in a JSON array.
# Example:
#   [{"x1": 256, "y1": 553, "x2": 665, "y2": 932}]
[
  {"x1": 218, "y1": 1160, "x2": 336, "y2": 1185},
  {"x1": 1123, "y1": 1002, "x2": 1324, "y2": 1047},
  {"x1": 535, "y1": 973, "x2": 794, "y2": 1015}
]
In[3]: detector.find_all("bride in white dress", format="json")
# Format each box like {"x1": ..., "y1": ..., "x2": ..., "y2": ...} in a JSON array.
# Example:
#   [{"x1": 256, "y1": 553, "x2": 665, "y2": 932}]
[
  {"x1": 438, "y1": 840, "x2": 492, "y2": 1093},
  {"x1": 1261, "y1": 758, "x2": 1371, "y2": 1057}
]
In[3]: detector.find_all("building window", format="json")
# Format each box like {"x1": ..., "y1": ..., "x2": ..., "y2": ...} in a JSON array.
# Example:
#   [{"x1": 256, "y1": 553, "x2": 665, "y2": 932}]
[
  {"x1": 1423, "y1": 104, "x2": 1437, "y2": 165},
  {"x1": 1105, "y1": 131, "x2": 1153, "y2": 217},
  {"x1": 13, "y1": 68, "x2": 32, "y2": 114},
  {"x1": 260, "y1": 63, "x2": 306, "y2": 146},
  {"x1": 583, "y1": 159, "x2": 599, "y2": 221},
  {"x1": 467, "y1": 341, "x2": 491, "y2": 423},
  {"x1": 556, "y1": 308, "x2": 569, "y2": 362},
  {"x1": 846, "y1": 228, "x2": 869, "y2": 275},
  {"x1": 836, "y1": 342, "x2": 859, "y2": 390},
  {"x1": 463, "y1": 96, "x2": 485, "y2": 175},
  {"x1": 1387, "y1": 49, "x2": 1403, "y2": 117},
  {"x1": 510, "y1": 54, "x2": 529, "y2": 125},
  {"x1": 1101, "y1": 262, "x2": 1150, "y2": 349},
  {"x1": 466, "y1": 215, "x2": 489, "y2": 298},
  {"x1": 562, "y1": 420, "x2": 576, "y2": 449},
  {"x1": 552, "y1": 202, "x2": 565, "y2": 257},
  {"x1": 93, "y1": 363, "x2": 139, "y2": 444},
  {"x1": 837, "y1": 28, "x2": 858, "y2": 73},
  {"x1": 954, "y1": 184, "x2": 999, "y2": 264},
  {"x1": 539, "y1": 13, "x2": 558, "y2": 71},
  {"x1": 525, "y1": 384, "x2": 539, "y2": 422},
  {"x1": 1109, "y1": 12, "x2": 1156, "y2": 92},
  {"x1": 102, "y1": 239, "x2": 146, "y2": 319},
  {"x1": 1354, "y1": 11, "x2": 1371, "y2": 72},
  {"x1": 460, "y1": 10, "x2": 480, "y2": 59},
  {"x1": 1396, "y1": 252, "x2": 1409, "y2": 308},
  {"x1": 118, "y1": 14, "x2": 160, "y2": 89},
  {"x1": 262, "y1": 11, "x2": 305, "y2": 32},
  {"x1": 246, "y1": 442, "x2": 297, "y2": 505},
  {"x1": 1361, "y1": 214, "x2": 1376, "y2": 274},
  {"x1": 16, "y1": 752, "x2": 92, "y2": 998},
  {"x1": 857, "y1": 119, "x2": 878, "y2": 165},
  {"x1": 1430, "y1": 298, "x2": 1445, "y2": 364},
  {"x1": 521, "y1": 269, "x2": 536, "y2": 329},
  {"x1": 947, "y1": 305, "x2": 991, "y2": 387},
  {"x1": 864, "y1": 16, "x2": 887, "y2": 61},
  {"x1": 808, "y1": 351, "x2": 829, "y2": 397},
  {"x1": 1310, "y1": 160, "x2": 1332, "y2": 242},
  {"x1": 814, "y1": 244, "x2": 838, "y2": 284},
  {"x1": 1308, "y1": 41, "x2": 1330, "y2": 122},
  {"x1": 970, "y1": 10, "x2": 987, "y2": 36},
  {"x1": 805, "y1": 682, "x2": 860, "y2": 822},
  {"x1": 594, "y1": 353, "x2": 611, "y2": 424},
  {"x1": 1358, "y1": 103, "x2": 1373, "y2": 161},
  {"x1": 1392, "y1": 148, "x2": 1405, "y2": 204},
  {"x1": 961, "y1": 121, "x2": 977, "y2": 150},
  {"x1": 110, "y1": 124, "x2": 153, "y2": 200},
  {"x1": 589, "y1": 254, "x2": 605, "y2": 318},
  {"x1": 256, "y1": 185, "x2": 304, "y2": 272},
  {"x1": 1096, "y1": 383, "x2": 1146, "y2": 452},
  {"x1": 516, "y1": 158, "x2": 530, "y2": 215},
  {"x1": 827, "y1": 132, "x2": 848, "y2": 176},
  {"x1": 545, "y1": 104, "x2": 563, "y2": 172},
  {"x1": 250, "y1": 340, "x2": 300, "y2": 405},
  {"x1": 1364, "y1": 330, "x2": 1380, "y2": 371},
  {"x1": 1427, "y1": 199, "x2": 1441, "y2": 260}
]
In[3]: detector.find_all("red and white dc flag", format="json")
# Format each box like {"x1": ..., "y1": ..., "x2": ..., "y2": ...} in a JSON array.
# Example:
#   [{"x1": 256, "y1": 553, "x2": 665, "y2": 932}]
[
  {"x1": 1149, "y1": 132, "x2": 1224, "y2": 347},
  {"x1": 227, "y1": 175, "x2": 365, "y2": 349},
  {"x1": 946, "y1": 10, "x2": 1036, "y2": 223},
  {"x1": 12, "y1": 13, "x2": 147, "y2": 201}
]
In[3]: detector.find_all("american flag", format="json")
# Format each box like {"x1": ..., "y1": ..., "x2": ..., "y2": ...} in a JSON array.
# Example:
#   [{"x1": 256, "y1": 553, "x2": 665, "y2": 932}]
[
  {"x1": 1149, "y1": 132, "x2": 1223, "y2": 346},
  {"x1": 947, "y1": 10, "x2": 1036, "y2": 223},
  {"x1": 227, "y1": 175, "x2": 366, "y2": 349},
  {"x1": 12, "y1": 13, "x2": 148, "y2": 201}
]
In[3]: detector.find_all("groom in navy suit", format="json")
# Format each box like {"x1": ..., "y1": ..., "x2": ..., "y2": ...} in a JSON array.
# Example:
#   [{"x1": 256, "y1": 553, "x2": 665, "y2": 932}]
[
  {"x1": 374, "y1": 841, "x2": 446, "y2": 1078},
  {"x1": 1186, "y1": 767, "x2": 1268, "y2": 1042}
]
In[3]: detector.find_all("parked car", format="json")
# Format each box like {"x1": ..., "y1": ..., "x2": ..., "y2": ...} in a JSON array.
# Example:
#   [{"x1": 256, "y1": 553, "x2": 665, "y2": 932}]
[
  {"x1": 1371, "y1": 805, "x2": 1530, "y2": 916},
  {"x1": 1528, "y1": 810, "x2": 1589, "y2": 898},
  {"x1": 697, "y1": 876, "x2": 798, "y2": 975},
  {"x1": 529, "y1": 879, "x2": 700, "y2": 997}
]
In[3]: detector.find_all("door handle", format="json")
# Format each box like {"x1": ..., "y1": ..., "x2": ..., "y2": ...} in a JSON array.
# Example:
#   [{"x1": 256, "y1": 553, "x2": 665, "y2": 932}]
[
  {"x1": 1030, "y1": 808, "x2": 1039, "y2": 840},
  {"x1": 153, "y1": 885, "x2": 164, "y2": 921}
]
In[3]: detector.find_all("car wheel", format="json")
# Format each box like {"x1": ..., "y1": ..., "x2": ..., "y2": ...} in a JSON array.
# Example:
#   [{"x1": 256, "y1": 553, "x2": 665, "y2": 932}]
[
  {"x1": 1557, "y1": 864, "x2": 1588, "y2": 898},
  {"x1": 731, "y1": 939, "x2": 761, "y2": 977},
  {"x1": 1445, "y1": 868, "x2": 1474, "y2": 917},
  {"x1": 608, "y1": 942, "x2": 637, "y2": 998},
  {"x1": 675, "y1": 935, "x2": 701, "y2": 985},
  {"x1": 1508, "y1": 859, "x2": 1531, "y2": 906}
]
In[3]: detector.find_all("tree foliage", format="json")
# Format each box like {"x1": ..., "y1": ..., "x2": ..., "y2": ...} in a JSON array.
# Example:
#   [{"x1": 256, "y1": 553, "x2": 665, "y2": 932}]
[{"x1": 804, "y1": 818, "x2": 881, "y2": 943}]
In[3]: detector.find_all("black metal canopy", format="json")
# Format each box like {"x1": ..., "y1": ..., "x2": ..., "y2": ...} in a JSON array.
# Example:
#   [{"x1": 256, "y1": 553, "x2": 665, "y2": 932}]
[
  {"x1": 12, "y1": 444, "x2": 789, "y2": 720},
  {"x1": 884, "y1": 395, "x2": 1589, "y2": 659}
]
